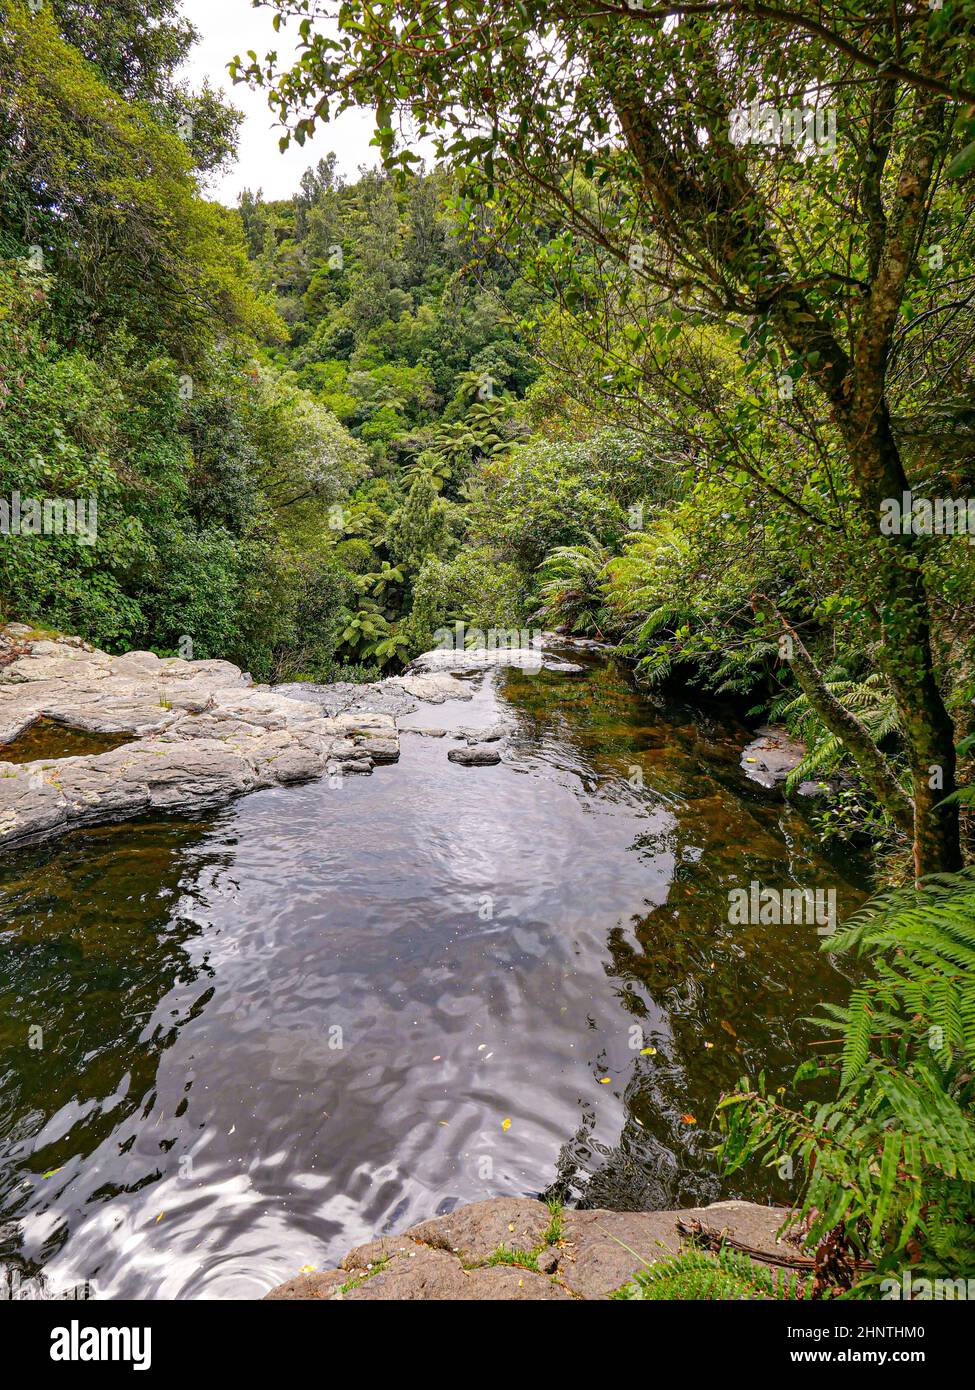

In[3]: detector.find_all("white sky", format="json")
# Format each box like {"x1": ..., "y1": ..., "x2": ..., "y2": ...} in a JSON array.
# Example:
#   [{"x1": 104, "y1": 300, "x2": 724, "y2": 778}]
[{"x1": 178, "y1": 0, "x2": 381, "y2": 204}]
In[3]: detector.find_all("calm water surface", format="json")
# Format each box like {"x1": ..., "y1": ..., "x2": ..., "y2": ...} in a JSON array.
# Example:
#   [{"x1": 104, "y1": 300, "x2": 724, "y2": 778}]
[{"x1": 0, "y1": 655, "x2": 866, "y2": 1298}]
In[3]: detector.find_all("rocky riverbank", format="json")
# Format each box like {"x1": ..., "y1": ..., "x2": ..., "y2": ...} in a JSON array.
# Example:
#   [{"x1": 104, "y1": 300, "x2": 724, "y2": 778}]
[
  {"x1": 0, "y1": 626, "x2": 620, "y2": 851},
  {"x1": 265, "y1": 1195, "x2": 799, "y2": 1300},
  {"x1": 0, "y1": 625, "x2": 810, "y2": 851},
  {"x1": 0, "y1": 625, "x2": 479, "y2": 850}
]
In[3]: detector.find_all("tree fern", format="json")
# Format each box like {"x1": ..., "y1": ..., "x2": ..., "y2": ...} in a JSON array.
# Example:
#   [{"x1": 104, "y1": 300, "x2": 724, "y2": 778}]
[{"x1": 535, "y1": 536, "x2": 613, "y2": 636}]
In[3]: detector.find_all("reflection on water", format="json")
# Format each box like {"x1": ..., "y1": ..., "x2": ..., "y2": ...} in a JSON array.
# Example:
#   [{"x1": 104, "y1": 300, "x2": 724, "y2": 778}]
[
  {"x1": 0, "y1": 655, "x2": 866, "y2": 1298},
  {"x1": 0, "y1": 719, "x2": 133, "y2": 764}
]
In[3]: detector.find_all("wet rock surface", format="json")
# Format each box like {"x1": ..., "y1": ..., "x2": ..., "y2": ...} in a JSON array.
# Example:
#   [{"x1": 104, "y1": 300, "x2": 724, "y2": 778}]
[
  {"x1": 0, "y1": 629, "x2": 476, "y2": 851},
  {"x1": 265, "y1": 1195, "x2": 796, "y2": 1301},
  {"x1": 0, "y1": 630, "x2": 584, "y2": 850},
  {"x1": 410, "y1": 647, "x2": 590, "y2": 678},
  {"x1": 276, "y1": 670, "x2": 475, "y2": 718},
  {"x1": 740, "y1": 724, "x2": 807, "y2": 790},
  {"x1": 447, "y1": 745, "x2": 503, "y2": 766}
]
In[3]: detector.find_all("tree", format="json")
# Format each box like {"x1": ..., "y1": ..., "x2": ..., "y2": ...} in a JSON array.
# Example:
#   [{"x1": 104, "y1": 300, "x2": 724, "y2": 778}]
[
  {"x1": 386, "y1": 473, "x2": 453, "y2": 571},
  {"x1": 245, "y1": 0, "x2": 975, "y2": 874},
  {"x1": 48, "y1": 0, "x2": 241, "y2": 173},
  {"x1": 0, "y1": 4, "x2": 276, "y2": 359}
]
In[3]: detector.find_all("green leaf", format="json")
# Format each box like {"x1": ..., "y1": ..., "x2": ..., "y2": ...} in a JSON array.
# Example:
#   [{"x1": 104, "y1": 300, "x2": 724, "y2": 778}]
[{"x1": 946, "y1": 140, "x2": 975, "y2": 179}]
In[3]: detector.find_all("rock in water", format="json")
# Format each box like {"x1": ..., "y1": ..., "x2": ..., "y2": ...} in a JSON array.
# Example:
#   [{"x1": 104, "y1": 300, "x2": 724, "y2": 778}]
[
  {"x1": 0, "y1": 631, "x2": 473, "y2": 849},
  {"x1": 740, "y1": 724, "x2": 806, "y2": 789},
  {"x1": 447, "y1": 744, "x2": 502, "y2": 766}
]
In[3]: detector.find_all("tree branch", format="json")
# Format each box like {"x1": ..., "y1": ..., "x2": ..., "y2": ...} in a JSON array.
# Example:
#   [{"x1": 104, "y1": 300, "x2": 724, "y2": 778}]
[{"x1": 753, "y1": 595, "x2": 915, "y2": 834}]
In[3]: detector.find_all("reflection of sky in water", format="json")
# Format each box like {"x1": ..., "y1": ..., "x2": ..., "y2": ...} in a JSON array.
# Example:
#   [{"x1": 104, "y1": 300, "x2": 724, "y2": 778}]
[{"x1": 0, "y1": 657, "x2": 866, "y2": 1298}]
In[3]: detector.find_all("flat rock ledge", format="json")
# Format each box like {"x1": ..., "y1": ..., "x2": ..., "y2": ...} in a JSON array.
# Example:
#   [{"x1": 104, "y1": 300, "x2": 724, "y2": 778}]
[
  {"x1": 0, "y1": 626, "x2": 475, "y2": 852},
  {"x1": 265, "y1": 1196, "x2": 796, "y2": 1302}
]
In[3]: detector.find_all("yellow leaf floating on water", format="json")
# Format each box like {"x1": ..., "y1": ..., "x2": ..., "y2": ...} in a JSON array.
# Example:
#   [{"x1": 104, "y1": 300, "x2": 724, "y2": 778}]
[
  {"x1": 42, "y1": 1168, "x2": 62, "y2": 1179},
  {"x1": 681, "y1": 1114, "x2": 696, "y2": 1124},
  {"x1": 640, "y1": 1047, "x2": 656, "y2": 1056},
  {"x1": 155, "y1": 1212, "x2": 165, "y2": 1223},
  {"x1": 502, "y1": 1118, "x2": 511, "y2": 1131},
  {"x1": 598, "y1": 1077, "x2": 611, "y2": 1084},
  {"x1": 300, "y1": 1265, "x2": 317, "y2": 1274}
]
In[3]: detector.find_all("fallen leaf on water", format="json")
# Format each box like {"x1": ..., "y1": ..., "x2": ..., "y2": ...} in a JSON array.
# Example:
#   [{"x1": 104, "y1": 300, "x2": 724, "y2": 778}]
[
  {"x1": 502, "y1": 1118, "x2": 511, "y2": 1131},
  {"x1": 681, "y1": 1114, "x2": 696, "y2": 1125},
  {"x1": 598, "y1": 1076, "x2": 611, "y2": 1084},
  {"x1": 42, "y1": 1168, "x2": 62, "y2": 1179},
  {"x1": 720, "y1": 1020, "x2": 737, "y2": 1038},
  {"x1": 155, "y1": 1212, "x2": 165, "y2": 1223},
  {"x1": 640, "y1": 1046, "x2": 656, "y2": 1056},
  {"x1": 300, "y1": 1265, "x2": 317, "y2": 1274}
]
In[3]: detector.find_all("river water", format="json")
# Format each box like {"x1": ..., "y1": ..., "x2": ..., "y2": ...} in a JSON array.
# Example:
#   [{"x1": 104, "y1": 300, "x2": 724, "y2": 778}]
[{"x1": 0, "y1": 652, "x2": 865, "y2": 1298}]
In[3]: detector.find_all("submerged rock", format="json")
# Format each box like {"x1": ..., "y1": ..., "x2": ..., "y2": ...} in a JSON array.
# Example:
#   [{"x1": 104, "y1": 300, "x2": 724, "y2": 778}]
[
  {"x1": 543, "y1": 660, "x2": 587, "y2": 674},
  {"x1": 447, "y1": 744, "x2": 503, "y2": 766},
  {"x1": 740, "y1": 724, "x2": 806, "y2": 789}
]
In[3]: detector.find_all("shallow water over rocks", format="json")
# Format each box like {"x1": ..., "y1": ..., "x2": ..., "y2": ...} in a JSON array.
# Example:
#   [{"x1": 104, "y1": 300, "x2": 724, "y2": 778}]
[{"x1": 0, "y1": 651, "x2": 865, "y2": 1298}]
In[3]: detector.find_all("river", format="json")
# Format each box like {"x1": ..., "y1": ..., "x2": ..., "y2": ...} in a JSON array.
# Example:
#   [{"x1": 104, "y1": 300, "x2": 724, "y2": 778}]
[{"x1": 0, "y1": 650, "x2": 865, "y2": 1297}]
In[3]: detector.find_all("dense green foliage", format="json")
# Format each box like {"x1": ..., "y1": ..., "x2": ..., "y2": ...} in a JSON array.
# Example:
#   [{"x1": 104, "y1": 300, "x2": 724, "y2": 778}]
[
  {"x1": 4, "y1": 1, "x2": 975, "y2": 859},
  {"x1": 0, "y1": 1, "x2": 372, "y2": 679},
  {"x1": 719, "y1": 871, "x2": 975, "y2": 1292},
  {"x1": 233, "y1": 158, "x2": 547, "y2": 667},
  {"x1": 251, "y1": 0, "x2": 975, "y2": 876}
]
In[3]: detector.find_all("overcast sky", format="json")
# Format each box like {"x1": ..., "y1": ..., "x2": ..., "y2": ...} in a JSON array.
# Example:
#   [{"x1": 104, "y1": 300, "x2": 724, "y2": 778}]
[{"x1": 178, "y1": 0, "x2": 381, "y2": 204}]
